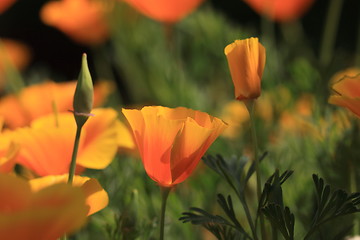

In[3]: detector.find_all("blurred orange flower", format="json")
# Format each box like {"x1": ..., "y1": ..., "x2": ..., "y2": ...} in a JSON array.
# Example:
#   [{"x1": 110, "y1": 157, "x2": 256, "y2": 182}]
[
  {"x1": 0, "y1": 39, "x2": 31, "y2": 89},
  {"x1": 29, "y1": 174, "x2": 108, "y2": 216},
  {"x1": 0, "y1": 80, "x2": 110, "y2": 129},
  {"x1": 0, "y1": 0, "x2": 15, "y2": 14},
  {"x1": 329, "y1": 74, "x2": 360, "y2": 118},
  {"x1": 0, "y1": 174, "x2": 87, "y2": 240},
  {"x1": 122, "y1": 0, "x2": 205, "y2": 23},
  {"x1": 8, "y1": 108, "x2": 122, "y2": 176},
  {"x1": 40, "y1": 0, "x2": 109, "y2": 45},
  {"x1": 220, "y1": 100, "x2": 249, "y2": 139},
  {"x1": 122, "y1": 106, "x2": 227, "y2": 187},
  {"x1": 243, "y1": 0, "x2": 314, "y2": 22},
  {"x1": 224, "y1": 38, "x2": 266, "y2": 101}
]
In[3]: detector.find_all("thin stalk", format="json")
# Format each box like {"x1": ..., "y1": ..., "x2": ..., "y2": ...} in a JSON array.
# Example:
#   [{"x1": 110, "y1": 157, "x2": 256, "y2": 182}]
[
  {"x1": 59, "y1": 236, "x2": 67, "y2": 240},
  {"x1": 238, "y1": 194, "x2": 258, "y2": 240},
  {"x1": 67, "y1": 127, "x2": 82, "y2": 184},
  {"x1": 356, "y1": 4, "x2": 360, "y2": 67},
  {"x1": 245, "y1": 100, "x2": 266, "y2": 240},
  {"x1": 319, "y1": 0, "x2": 344, "y2": 67},
  {"x1": 51, "y1": 100, "x2": 59, "y2": 128},
  {"x1": 348, "y1": 157, "x2": 359, "y2": 235},
  {"x1": 160, "y1": 186, "x2": 171, "y2": 240}
]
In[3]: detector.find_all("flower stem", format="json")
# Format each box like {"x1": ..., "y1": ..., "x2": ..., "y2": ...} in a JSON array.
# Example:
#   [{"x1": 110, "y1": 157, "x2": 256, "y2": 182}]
[
  {"x1": 67, "y1": 126, "x2": 82, "y2": 184},
  {"x1": 319, "y1": 0, "x2": 344, "y2": 67},
  {"x1": 159, "y1": 186, "x2": 171, "y2": 240},
  {"x1": 245, "y1": 100, "x2": 266, "y2": 240}
]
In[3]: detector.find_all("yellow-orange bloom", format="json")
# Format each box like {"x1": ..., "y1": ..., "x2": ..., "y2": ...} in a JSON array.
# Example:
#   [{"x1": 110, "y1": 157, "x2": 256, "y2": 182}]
[
  {"x1": 29, "y1": 175, "x2": 108, "y2": 216},
  {"x1": 8, "y1": 108, "x2": 121, "y2": 176},
  {"x1": 244, "y1": 0, "x2": 314, "y2": 22},
  {"x1": 122, "y1": 0, "x2": 205, "y2": 23},
  {"x1": 122, "y1": 106, "x2": 227, "y2": 187},
  {"x1": 329, "y1": 74, "x2": 360, "y2": 118},
  {"x1": 224, "y1": 37, "x2": 266, "y2": 101},
  {"x1": 0, "y1": 80, "x2": 110, "y2": 129},
  {"x1": 40, "y1": 0, "x2": 109, "y2": 45},
  {"x1": 0, "y1": 174, "x2": 87, "y2": 240}
]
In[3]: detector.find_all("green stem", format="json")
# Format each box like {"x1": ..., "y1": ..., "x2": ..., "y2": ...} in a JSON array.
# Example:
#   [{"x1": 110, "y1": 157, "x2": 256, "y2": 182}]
[
  {"x1": 245, "y1": 100, "x2": 266, "y2": 240},
  {"x1": 51, "y1": 100, "x2": 59, "y2": 128},
  {"x1": 349, "y1": 157, "x2": 359, "y2": 235},
  {"x1": 319, "y1": 0, "x2": 344, "y2": 67},
  {"x1": 356, "y1": 4, "x2": 360, "y2": 67},
  {"x1": 59, "y1": 236, "x2": 67, "y2": 240},
  {"x1": 67, "y1": 127, "x2": 82, "y2": 184},
  {"x1": 160, "y1": 186, "x2": 171, "y2": 240},
  {"x1": 239, "y1": 194, "x2": 258, "y2": 240}
]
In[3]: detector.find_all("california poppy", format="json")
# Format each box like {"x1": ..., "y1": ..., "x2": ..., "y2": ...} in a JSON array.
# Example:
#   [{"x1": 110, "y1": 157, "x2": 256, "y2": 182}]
[
  {"x1": 29, "y1": 174, "x2": 108, "y2": 216},
  {"x1": 122, "y1": 106, "x2": 227, "y2": 187},
  {"x1": 7, "y1": 108, "x2": 124, "y2": 176},
  {"x1": 122, "y1": 0, "x2": 205, "y2": 23},
  {"x1": 0, "y1": 80, "x2": 110, "y2": 129},
  {"x1": 224, "y1": 37, "x2": 266, "y2": 101},
  {"x1": 329, "y1": 74, "x2": 360, "y2": 118},
  {"x1": 0, "y1": 174, "x2": 87, "y2": 240},
  {"x1": 243, "y1": 0, "x2": 314, "y2": 22},
  {"x1": 40, "y1": 0, "x2": 109, "y2": 45}
]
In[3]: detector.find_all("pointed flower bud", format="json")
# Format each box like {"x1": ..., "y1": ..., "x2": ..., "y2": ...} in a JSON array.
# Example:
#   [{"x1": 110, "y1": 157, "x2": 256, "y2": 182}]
[
  {"x1": 73, "y1": 53, "x2": 94, "y2": 128},
  {"x1": 225, "y1": 38, "x2": 266, "y2": 101}
]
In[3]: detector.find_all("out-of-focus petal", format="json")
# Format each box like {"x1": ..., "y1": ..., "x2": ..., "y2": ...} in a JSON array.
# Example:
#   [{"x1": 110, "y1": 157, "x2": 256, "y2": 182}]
[
  {"x1": 40, "y1": 0, "x2": 109, "y2": 45},
  {"x1": 29, "y1": 175, "x2": 108, "y2": 216},
  {"x1": 122, "y1": 0, "x2": 205, "y2": 23},
  {"x1": 0, "y1": 174, "x2": 87, "y2": 240}
]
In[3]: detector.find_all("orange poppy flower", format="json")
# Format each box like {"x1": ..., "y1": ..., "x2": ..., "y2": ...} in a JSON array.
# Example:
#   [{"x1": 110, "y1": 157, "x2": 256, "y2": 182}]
[
  {"x1": 7, "y1": 108, "x2": 122, "y2": 176},
  {"x1": 122, "y1": 106, "x2": 227, "y2": 187},
  {"x1": 329, "y1": 74, "x2": 360, "y2": 118},
  {"x1": 40, "y1": 0, "x2": 109, "y2": 45},
  {"x1": 224, "y1": 38, "x2": 266, "y2": 101},
  {"x1": 0, "y1": 80, "x2": 110, "y2": 129},
  {"x1": 0, "y1": 174, "x2": 87, "y2": 240},
  {"x1": 29, "y1": 174, "x2": 108, "y2": 216},
  {"x1": 243, "y1": 0, "x2": 314, "y2": 22},
  {"x1": 122, "y1": 0, "x2": 205, "y2": 23},
  {"x1": 0, "y1": 0, "x2": 15, "y2": 14}
]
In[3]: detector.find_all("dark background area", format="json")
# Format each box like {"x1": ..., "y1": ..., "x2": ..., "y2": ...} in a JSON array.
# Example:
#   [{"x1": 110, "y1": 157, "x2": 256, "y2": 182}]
[{"x1": 0, "y1": 0, "x2": 358, "y2": 81}]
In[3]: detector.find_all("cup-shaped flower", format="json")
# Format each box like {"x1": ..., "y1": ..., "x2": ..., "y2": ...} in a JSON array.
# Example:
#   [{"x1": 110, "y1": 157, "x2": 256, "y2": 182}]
[
  {"x1": 0, "y1": 174, "x2": 87, "y2": 240},
  {"x1": 29, "y1": 174, "x2": 108, "y2": 216},
  {"x1": 243, "y1": 0, "x2": 314, "y2": 22},
  {"x1": 122, "y1": 0, "x2": 205, "y2": 23},
  {"x1": 122, "y1": 106, "x2": 227, "y2": 187},
  {"x1": 329, "y1": 74, "x2": 360, "y2": 118},
  {"x1": 224, "y1": 37, "x2": 266, "y2": 101}
]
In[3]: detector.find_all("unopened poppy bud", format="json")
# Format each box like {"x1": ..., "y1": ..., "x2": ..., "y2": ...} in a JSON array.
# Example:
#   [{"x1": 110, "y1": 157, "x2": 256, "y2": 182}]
[
  {"x1": 73, "y1": 53, "x2": 94, "y2": 128},
  {"x1": 225, "y1": 38, "x2": 266, "y2": 101}
]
